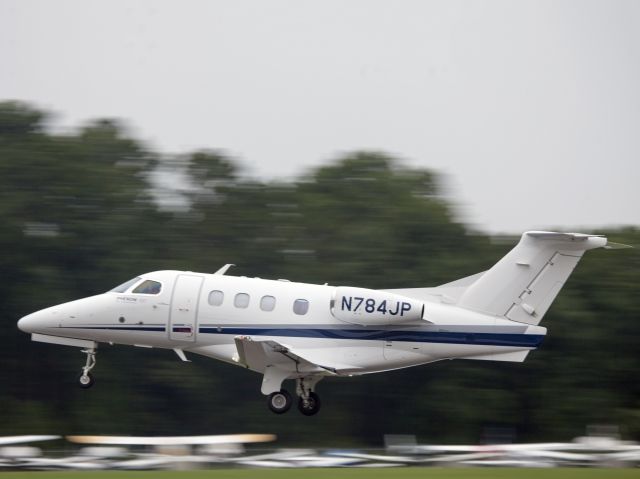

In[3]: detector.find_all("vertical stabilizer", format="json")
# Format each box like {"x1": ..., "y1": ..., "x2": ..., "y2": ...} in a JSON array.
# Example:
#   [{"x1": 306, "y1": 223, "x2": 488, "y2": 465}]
[{"x1": 457, "y1": 232, "x2": 607, "y2": 325}]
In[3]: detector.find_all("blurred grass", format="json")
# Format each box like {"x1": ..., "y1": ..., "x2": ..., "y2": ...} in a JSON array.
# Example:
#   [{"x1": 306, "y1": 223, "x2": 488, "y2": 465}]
[{"x1": 0, "y1": 468, "x2": 638, "y2": 479}]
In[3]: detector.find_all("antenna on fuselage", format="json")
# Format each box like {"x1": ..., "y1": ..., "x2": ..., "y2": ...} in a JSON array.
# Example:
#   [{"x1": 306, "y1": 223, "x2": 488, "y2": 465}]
[{"x1": 213, "y1": 264, "x2": 235, "y2": 275}]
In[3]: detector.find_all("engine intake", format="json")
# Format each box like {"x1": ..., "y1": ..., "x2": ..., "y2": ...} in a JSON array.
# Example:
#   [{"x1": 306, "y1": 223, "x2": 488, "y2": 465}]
[{"x1": 331, "y1": 286, "x2": 424, "y2": 326}]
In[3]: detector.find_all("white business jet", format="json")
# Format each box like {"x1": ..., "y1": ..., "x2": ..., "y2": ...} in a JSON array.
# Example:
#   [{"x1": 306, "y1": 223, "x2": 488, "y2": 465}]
[{"x1": 17, "y1": 231, "x2": 622, "y2": 416}]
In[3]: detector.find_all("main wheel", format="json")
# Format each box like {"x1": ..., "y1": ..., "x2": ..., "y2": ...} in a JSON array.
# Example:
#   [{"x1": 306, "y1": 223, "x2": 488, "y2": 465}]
[
  {"x1": 78, "y1": 372, "x2": 95, "y2": 389},
  {"x1": 267, "y1": 389, "x2": 292, "y2": 414},
  {"x1": 298, "y1": 391, "x2": 321, "y2": 416}
]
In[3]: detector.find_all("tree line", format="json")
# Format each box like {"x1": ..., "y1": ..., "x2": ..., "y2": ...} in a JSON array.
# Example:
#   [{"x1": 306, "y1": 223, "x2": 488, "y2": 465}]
[{"x1": 1, "y1": 101, "x2": 638, "y2": 446}]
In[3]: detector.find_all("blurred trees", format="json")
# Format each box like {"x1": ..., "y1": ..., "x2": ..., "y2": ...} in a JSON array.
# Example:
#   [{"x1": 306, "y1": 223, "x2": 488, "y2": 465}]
[{"x1": 0, "y1": 101, "x2": 638, "y2": 445}]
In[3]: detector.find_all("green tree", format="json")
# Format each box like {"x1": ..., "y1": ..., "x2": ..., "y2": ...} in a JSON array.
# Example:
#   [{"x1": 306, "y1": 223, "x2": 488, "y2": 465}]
[{"x1": 1, "y1": 101, "x2": 637, "y2": 446}]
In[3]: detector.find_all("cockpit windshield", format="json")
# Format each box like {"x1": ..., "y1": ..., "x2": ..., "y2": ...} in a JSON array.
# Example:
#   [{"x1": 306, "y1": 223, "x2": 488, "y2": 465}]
[
  {"x1": 109, "y1": 277, "x2": 141, "y2": 293},
  {"x1": 132, "y1": 280, "x2": 162, "y2": 295}
]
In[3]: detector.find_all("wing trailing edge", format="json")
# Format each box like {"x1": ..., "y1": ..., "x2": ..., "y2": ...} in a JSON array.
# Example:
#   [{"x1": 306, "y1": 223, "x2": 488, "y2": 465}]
[{"x1": 233, "y1": 336, "x2": 357, "y2": 386}]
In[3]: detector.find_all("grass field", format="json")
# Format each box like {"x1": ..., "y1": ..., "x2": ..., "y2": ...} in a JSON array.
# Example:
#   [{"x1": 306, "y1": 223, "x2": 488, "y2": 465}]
[{"x1": 0, "y1": 468, "x2": 638, "y2": 479}]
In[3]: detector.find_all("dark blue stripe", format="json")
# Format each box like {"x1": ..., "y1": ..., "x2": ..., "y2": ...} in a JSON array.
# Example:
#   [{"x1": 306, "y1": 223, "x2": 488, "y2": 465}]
[
  {"x1": 60, "y1": 326, "x2": 166, "y2": 332},
  {"x1": 198, "y1": 327, "x2": 544, "y2": 348}
]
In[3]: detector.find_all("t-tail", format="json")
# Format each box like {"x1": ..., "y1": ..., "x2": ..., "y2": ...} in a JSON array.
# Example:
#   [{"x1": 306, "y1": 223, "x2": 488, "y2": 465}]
[{"x1": 456, "y1": 231, "x2": 618, "y2": 325}]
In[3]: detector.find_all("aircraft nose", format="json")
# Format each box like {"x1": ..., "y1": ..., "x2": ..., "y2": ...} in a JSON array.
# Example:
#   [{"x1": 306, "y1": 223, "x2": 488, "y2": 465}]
[
  {"x1": 17, "y1": 313, "x2": 37, "y2": 333},
  {"x1": 17, "y1": 310, "x2": 54, "y2": 334}
]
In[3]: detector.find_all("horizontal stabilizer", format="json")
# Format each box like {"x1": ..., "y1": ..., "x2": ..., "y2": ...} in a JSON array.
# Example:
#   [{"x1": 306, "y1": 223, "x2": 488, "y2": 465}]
[
  {"x1": 604, "y1": 241, "x2": 632, "y2": 250},
  {"x1": 525, "y1": 231, "x2": 603, "y2": 240}
]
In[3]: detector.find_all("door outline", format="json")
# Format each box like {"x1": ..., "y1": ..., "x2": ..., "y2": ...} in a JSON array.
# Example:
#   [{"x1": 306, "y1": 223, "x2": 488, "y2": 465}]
[{"x1": 169, "y1": 274, "x2": 204, "y2": 342}]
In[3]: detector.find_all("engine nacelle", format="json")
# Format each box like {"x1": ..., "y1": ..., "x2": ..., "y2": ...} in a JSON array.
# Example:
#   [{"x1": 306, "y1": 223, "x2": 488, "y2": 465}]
[{"x1": 331, "y1": 286, "x2": 424, "y2": 326}]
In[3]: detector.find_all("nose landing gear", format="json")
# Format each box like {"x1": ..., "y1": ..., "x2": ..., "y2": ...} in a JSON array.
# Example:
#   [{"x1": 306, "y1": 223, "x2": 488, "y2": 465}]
[{"x1": 78, "y1": 347, "x2": 97, "y2": 389}]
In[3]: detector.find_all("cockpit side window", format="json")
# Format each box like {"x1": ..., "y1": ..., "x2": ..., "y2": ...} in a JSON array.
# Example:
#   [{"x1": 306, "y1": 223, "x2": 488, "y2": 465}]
[
  {"x1": 109, "y1": 277, "x2": 141, "y2": 293},
  {"x1": 132, "y1": 280, "x2": 162, "y2": 295}
]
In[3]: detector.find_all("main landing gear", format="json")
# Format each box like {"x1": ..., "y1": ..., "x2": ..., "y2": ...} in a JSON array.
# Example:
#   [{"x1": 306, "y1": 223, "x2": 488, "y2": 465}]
[
  {"x1": 266, "y1": 377, "x2": 322, "y2": 416},
  {"x1": 78, "y1": 347, "x2": 97, "y2": 389},
  {"x1": 267, "y1": 390, "x2": 292, "y2": 414},
  {"x1": 298, "y1": 391, "x2": 321, "y2": 416}
]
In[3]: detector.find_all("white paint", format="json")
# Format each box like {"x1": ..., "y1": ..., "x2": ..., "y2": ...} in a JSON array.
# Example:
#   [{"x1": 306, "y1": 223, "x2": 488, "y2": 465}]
[{"x1": 17, "y1": 231, "x2": 612, "y2": 413}]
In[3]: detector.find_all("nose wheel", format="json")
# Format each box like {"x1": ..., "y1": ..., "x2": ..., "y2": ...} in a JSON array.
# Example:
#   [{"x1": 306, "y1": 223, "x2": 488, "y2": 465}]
[
  {"x1": 78, "y1": 372, "x2": 95, "y2": 388},
  {"x1": 78, "y1": 347, "x2": 97, "y2": 389}
]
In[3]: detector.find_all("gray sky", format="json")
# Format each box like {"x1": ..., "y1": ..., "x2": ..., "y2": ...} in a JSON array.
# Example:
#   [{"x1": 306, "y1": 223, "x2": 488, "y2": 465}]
[{"x1": 2, "y1": 0, "x2": 639, "y2": 233}]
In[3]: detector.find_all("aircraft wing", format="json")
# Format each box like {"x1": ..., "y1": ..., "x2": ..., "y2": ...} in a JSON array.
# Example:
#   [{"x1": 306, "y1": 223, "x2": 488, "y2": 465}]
[
  {"x1": 66, "y1": 434, "x2": 275, "y2": 446},
  {"x1": 233, "y1": 336, "x2": 356, "y2": 376},
  {"x1": 0, "y1": 435, "x2": 61, "y2": 446}
]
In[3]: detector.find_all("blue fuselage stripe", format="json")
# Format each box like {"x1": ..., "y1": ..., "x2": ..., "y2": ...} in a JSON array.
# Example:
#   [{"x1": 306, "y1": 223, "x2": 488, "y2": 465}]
[
  {"x1": 198, "y1": 327, "x2": 544, "y2": 348},
  {"x1": 56, "y1": 325, "x2": 543, "y2": 348},
  {"x1": 59, "y1": 326, "x2": 166, "y2": 332}
]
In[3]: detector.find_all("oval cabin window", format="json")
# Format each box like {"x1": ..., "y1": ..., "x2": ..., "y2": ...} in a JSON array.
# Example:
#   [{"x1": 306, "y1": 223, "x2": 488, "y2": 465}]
[
  {"x1": 234, "y1": 293, "x2": 250, "y2": 309},
  {"x1": 260, "y1": 295, "x2": 276, "y2": 311},
  {"x1": 208, "y1": 290, "x2": 224, "y2": 306},
  {"x1": 293, "y1": 299, "x2": 309, "y2": 315}
]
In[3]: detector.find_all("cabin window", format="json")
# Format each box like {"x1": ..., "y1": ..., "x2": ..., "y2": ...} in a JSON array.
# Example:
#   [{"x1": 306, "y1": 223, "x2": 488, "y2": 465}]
[
  {"x1": 132, "y1": 280, "x2": 162, "y2": 295},
  {"x1": 260, "y1": 295, "x2": 276, "y2": 311},
  {"x1": 208, "y1": 290, "x2": 224, "y2": 306},
  {"x1": 293, "y1": 299, "x2": 309, "y2": 315},
  {"x1": 234, "y1": 293, "x2": 250, "y2": 308},
  {"x1": 109, "y1": 277, "x2": 141, "y2": 293}
]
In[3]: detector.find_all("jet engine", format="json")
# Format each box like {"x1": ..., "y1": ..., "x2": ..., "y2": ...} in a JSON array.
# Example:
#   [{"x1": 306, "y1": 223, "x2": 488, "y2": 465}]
[{"x1": 331, "y1": 286, "x2": 424, "y2": 326}]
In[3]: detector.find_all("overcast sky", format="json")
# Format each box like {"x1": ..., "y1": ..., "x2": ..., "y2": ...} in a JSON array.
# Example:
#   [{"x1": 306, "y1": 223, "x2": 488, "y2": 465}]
[{"x1": 2, "y1": 0, "x2": 639, "y2": 233}]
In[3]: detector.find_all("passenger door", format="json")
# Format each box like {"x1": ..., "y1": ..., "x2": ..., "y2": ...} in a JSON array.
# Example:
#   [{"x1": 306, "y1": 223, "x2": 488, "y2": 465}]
[{"x1": 169, "y1": 274, "x2": 203, "y2": 342}]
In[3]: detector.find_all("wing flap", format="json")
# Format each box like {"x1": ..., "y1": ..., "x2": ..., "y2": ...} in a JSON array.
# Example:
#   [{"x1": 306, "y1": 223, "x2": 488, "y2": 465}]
[{"x1": 233, "y1": 336, "x2": 354, "y2": 375}]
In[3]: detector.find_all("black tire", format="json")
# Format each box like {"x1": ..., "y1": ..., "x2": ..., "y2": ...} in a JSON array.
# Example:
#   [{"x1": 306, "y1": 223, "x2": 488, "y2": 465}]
[
  {"x1": 298, "y1": 391, "x2": 321, "y2": 416},
  {"x1": 267, "y1": 389, "x2": 292, "y2": 414},
  {"x1": 78, "y1": 372, "x2": 95, "y2": 389}
]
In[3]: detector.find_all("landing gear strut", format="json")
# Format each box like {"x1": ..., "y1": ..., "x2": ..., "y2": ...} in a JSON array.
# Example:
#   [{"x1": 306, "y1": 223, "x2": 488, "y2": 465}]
[
  {"x1": 78, "y1": 347, "x2": 97, "y2": 389},
  {"x1": 296, "y1": 377, "x2": 322, "y2": 416},
  {"x1": 298, "y1": 391, "x2": 321, "y2": 416}
]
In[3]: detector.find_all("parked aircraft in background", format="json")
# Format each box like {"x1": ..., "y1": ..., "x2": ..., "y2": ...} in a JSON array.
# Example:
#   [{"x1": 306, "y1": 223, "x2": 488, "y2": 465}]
[
  {"x1": 0, "y1": 435, "x2": 61, "y2": 470},
  {"x1": 2, "y1": 433, "x2": 639, "y2": 470},
  {"x1": 384, "y1": 433, "x2": 640, "y2": 468},
  {"x1": 0, "y1": 433, "x2": 276, "y2": 471},
  {"x1": 18, "y1": 231, "x2": 625, "y2": 415},
  {"x1": 66, "y1": 434, "x2": 276, "y2": 446},
  {"x1": 0, "y1": 436, "x2": 60, "y2": 446}
]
